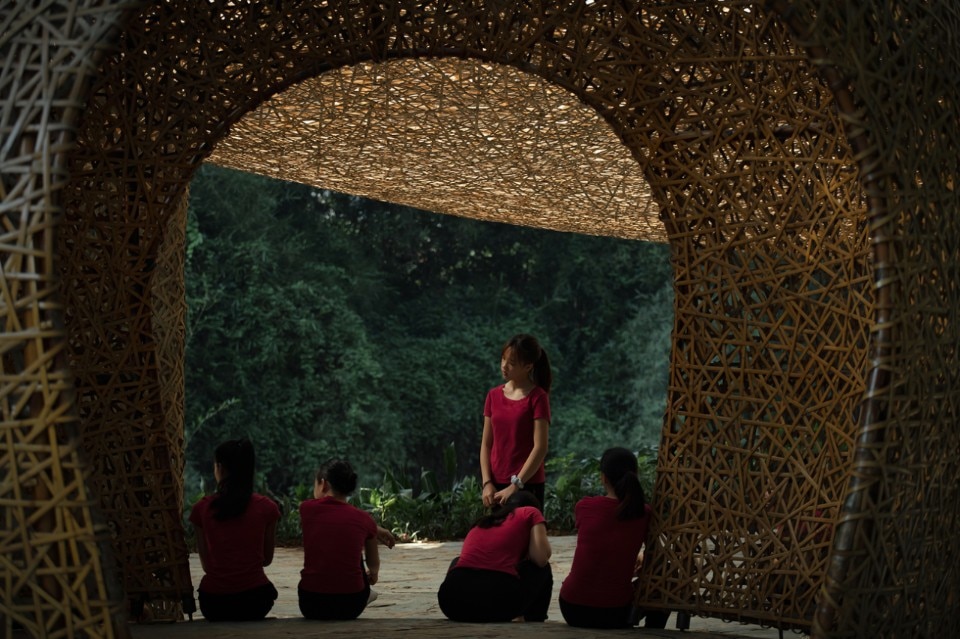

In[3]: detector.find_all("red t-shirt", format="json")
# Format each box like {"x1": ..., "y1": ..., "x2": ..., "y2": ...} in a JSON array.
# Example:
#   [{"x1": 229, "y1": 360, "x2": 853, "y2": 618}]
[
  {"x1": 455, "y1": 506, "x2": 545, "y2": 576},
  {"x1": 560, "y1": 497, "x2": 650, "y2": 607},
  {"x1": 299, "y1": 497, "x2": 377, "y2": 594},
  {"x1": 189, "y1": 493, "x2": 280, "y2": 594},
  {"x1": 483, "y1": 385, "x2": 551, "y2": 484}
]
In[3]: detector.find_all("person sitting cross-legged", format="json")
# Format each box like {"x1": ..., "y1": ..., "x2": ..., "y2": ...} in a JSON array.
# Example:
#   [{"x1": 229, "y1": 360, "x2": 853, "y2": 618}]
[
  {"x1": 559, "y1": 447, "x2": 669, "y2": 629},
  {"x1": 189, "y1": 438, "x2": 280, "y2": 622},
  {"x1": 298, "y1": 458, "x2": 384, "y2": 620}
]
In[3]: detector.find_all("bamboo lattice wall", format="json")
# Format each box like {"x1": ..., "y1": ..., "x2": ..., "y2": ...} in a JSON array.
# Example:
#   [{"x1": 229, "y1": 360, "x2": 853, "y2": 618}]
[
  {"x1": 0, "y1": 3, "x2": 132, "y2": 638},
  {"x1": 2, "y1": 2, "x2": 959, "y2": 639}
]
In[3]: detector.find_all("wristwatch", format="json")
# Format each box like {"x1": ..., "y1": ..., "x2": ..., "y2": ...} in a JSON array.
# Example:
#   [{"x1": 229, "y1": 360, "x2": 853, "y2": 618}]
[{"x1": 510, "y1": 474, "x2": 524, "y2": 490}]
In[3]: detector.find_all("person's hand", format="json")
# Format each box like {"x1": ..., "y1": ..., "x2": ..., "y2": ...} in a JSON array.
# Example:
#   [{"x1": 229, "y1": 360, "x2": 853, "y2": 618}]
[
  {"x1": 376, "y1": 526, "x2": 396, "y2": 549},
  {"x1": 482, "y1": 482, "x2": 497, "y2": 508},
  {"x1": 634, "y1": 551, "x2": 646, "y2": 576},
  {"x1": 493, "y1": 483, "x2": 518, "y2": 505},
  {"x1": 367, "y1": 566, "x2": 379, "y2": 585}
]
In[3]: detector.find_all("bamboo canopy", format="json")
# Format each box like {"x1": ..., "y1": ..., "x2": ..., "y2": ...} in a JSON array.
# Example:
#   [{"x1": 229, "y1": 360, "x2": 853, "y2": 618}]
[
  {"x1": 210, "y1": 57, "x2": 664, "y2": 240},
  {"x1": 2, "y1": 2, "x2": 959, "y2": 639}
]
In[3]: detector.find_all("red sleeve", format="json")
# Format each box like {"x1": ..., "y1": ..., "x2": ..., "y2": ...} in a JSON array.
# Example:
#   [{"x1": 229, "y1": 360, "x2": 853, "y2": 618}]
[{"x1": 523, "y1": 506, "x2": 546, "y2": 528}]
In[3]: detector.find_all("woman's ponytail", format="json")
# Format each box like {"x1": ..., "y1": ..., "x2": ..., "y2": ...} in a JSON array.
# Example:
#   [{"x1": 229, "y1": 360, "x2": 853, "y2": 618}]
[
  {"x1": 600, "y1": 447, "x2": 647, "y2": 521},
  {"x1": 211, "y1": 438, "x2": 256, "y2": 521},
  {"x1": 532, "y1": 347, "x2": 552, "y2": 393}
]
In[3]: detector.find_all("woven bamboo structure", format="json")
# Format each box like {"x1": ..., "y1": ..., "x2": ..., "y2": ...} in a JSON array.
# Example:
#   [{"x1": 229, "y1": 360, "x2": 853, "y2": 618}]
[{"x1": 2, "y1": 1, "x2": 958, "y2": 638}]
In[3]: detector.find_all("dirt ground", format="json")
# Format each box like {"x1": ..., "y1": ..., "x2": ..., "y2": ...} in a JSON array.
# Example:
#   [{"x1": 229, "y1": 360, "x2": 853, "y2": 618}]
[{"x1": 125, "y1": 535, "x2": 792, "y2": 639}]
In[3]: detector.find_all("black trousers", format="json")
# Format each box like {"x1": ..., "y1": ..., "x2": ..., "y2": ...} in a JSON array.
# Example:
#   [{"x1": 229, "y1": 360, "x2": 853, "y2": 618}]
[
  {"x1": 298, "y1": 586, "x2": 370, "y2": 620},
  {"x1": 299, "y1": 558, "x2": 371, "y2": 620},
  {"x1": 559, "y1": 595, "x2": 670, "y2": 629},
  {"x1": 437, "y1": 560, "x2": 553, "y2": 623},
  {"x1": 198, "y1": 582, "x2": 277, "y2": 622}
]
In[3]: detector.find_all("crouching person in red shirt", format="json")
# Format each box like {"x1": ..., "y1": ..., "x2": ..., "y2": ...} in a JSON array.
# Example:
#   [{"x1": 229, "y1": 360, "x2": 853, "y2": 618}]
[
  {"x1": 559, "y1": 447, "x2": 668, "y2": 629},
  {"x1": 298, "y1": 458, "x2": 381, "y2": 620},
  {"x1": 438, "y1": 491, "x2": 553, "y2": 622},
  {"x1": 189, "y1": 438, "x2": 280, "y2": 621}
]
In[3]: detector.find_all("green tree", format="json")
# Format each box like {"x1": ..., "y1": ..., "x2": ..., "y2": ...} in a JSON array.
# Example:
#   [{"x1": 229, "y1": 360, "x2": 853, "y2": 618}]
[
  {"x1": 184, "y1": 165, "x2": 675, "y2": 495},
  {"x1": 185, "y1": 166, "x2": 397, "y2": 489},
  {"x1": 552, "y1": 282, "x2": 674, "y2": 456}
]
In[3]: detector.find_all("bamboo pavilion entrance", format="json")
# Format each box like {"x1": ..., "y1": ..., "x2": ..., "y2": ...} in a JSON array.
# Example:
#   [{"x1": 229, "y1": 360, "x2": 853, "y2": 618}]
[{"x1": 3, "y1": 3, "x2": 959, "y2": 639}]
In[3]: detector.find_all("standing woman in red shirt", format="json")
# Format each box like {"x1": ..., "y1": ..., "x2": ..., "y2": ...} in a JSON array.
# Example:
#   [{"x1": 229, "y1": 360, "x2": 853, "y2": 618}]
[
  {"x1": 480, "y1": 334, "x2": 552, "y2": 508},
  {"x1": 559, "y1": 447, "x2": 668, "y2": 629},
  {"x1": 437, "y1": 491, "x2": 553, "y2": 622},
  {"x1": 189, "y1": 438, "x2": 280, "y2": 621},
  {"x1": 298, "y1": 458, "x2": 380, "y2": 620}
]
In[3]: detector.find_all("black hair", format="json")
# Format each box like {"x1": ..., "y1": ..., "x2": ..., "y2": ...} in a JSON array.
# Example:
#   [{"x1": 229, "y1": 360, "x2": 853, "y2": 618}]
[
  {"x1": 601, "y1": 447, "x2": 647, "y2": 521},
  {"x1": 316, "y1": 458, "x2": 358, "y2": 496},
  {"x1": 211, "y1": 438, "x2": 256, "y2": 521},
  {"x1": 502, "y1": 334, "x2": 552, "y2": 393},
  {"x1": 474, "y1": 490, "x2": 542, "y2": 529}
]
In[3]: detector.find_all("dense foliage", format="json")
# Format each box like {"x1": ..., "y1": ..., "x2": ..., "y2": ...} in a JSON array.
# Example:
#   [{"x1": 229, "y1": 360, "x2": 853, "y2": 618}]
[{"x1": 184, "y1": 164, "x2": 673, "y2": 507}]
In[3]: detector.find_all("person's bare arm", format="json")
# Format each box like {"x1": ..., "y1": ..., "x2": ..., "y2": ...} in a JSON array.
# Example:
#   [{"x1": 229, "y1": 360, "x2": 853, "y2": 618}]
[
  {"x1": 365, "y1": 536, "x2": 381, "y2": 585},
  {"x1": 527, "y1": 522, "x2": 552, "y2": 567},
  {"x1": 480, "y1": 417, "x2": 496, "y2": 507},
  {"x1": 517, "y1": 418, "x2": 548, "y2": 485},
  {"x1": 376, "y1": 526, "x2": 396, "y2": 549}
]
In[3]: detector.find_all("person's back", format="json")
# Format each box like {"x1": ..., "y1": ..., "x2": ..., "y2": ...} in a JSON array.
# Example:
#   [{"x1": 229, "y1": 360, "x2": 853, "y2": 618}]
[
  {"x1": 558, "y1": 447, "x2": 667, "y2": 629},
  {"x1": 192, "y1": 492, "x2": 279, "y2": 593},
  {"x1": 298, "y1": 459, "x2": 380, "y2": 620},
  {"x1": 189, "y1": 439, "x2": 280, "y2": 622},
  {"x1": 455, "y1": 505, "x2": 543, "y2": 576},
  {"x1": 300, "y1": 497, "x2": 376, "y2": 594},
  {"x1": 560, "y1": 497, "x2": 649, "y2": 607}
]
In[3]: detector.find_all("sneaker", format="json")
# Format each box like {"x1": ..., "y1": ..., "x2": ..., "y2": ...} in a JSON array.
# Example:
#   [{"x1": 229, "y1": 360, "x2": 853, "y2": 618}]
[{"x1": 368, "y1": 589, "x2": 379, "y2": 604}]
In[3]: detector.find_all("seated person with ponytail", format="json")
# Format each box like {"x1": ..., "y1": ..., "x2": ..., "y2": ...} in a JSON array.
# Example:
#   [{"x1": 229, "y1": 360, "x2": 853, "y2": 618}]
[
  {"x1": 189, "y1": 438, "x2": 280, "y2": 621},
  {"x1": 559, "y1": 447, "x2": 668, "y2": 629}
]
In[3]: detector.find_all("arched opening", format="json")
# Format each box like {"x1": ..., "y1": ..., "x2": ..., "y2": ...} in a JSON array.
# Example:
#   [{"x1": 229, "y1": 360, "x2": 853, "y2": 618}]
[
  {"x1": 180, "y1": 161, "x2": 674, "y2": 528},
  {"x1": 186, "y1": 58, "x2": 675, "y2": 506},
  {"x1": 56, "y1": 3, "x2": 869, "y2": 631},
  {"x1": 26, "y1": 2, "x2": 960, "y2": 638}
]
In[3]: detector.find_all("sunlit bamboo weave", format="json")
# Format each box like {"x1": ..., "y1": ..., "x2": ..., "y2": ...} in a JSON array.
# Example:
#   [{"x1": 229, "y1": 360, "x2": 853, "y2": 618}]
[{"x1": 2, "y1": 2, "x2": 958, "y2": 638}]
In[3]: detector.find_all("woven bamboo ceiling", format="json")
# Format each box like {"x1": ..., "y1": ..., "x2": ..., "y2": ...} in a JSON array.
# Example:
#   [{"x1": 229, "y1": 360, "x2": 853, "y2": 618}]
[{"x1": 208, "y1": 57, "x2": 664, "y2": 240}]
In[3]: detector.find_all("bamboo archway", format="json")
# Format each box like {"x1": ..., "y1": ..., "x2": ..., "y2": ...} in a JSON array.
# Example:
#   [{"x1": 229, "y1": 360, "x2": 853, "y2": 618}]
[{"x1": 2, "y1": 2, "x2": 959, "y2": 639}]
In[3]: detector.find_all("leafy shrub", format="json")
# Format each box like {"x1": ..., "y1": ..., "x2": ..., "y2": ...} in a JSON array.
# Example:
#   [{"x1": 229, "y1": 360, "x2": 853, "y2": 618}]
[
  {"x1": 350, "y1": 444, "x2": 486, "y2": 541},
  {"x1": 543, "y1": 453, "x2": 602, "y2": 532},
  {"x1": 635, "y1": 444, "x2": 658, "y2": 498},
  {"x1": 274, "y1": 483, "x2": 313, "y2": 545}
]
